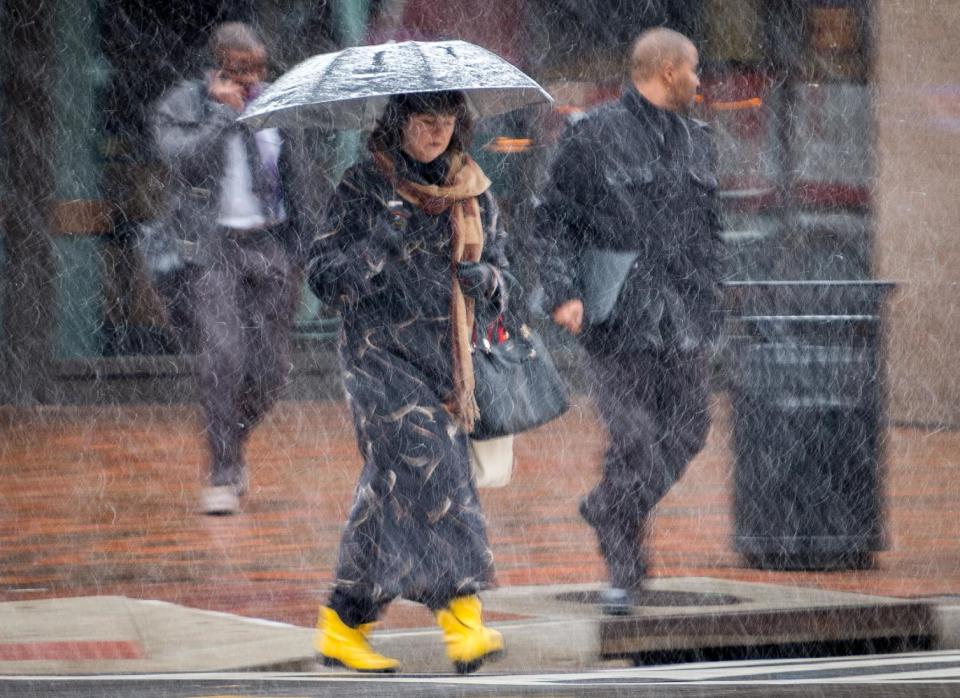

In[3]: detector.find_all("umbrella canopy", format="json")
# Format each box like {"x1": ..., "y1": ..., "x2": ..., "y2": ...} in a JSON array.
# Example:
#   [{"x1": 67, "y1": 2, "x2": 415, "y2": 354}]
[{"x1": 240, "y1": 40, "x2": 553, "y2": 130}]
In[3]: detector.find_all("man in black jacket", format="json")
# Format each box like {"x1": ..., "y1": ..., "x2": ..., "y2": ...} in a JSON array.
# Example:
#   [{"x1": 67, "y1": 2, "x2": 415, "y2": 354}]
[
  {"x1": 538, "y1": 28, "x2": 724, "y2": 613},
  {"x1": 151, "y1": 22, "x2": 329, "y2": 515}
]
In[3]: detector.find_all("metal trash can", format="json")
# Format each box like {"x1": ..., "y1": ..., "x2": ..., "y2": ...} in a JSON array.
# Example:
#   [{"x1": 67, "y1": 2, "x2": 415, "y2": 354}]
[{"x1": 724, "y1": 281, "x2": 895, "y2": 570}]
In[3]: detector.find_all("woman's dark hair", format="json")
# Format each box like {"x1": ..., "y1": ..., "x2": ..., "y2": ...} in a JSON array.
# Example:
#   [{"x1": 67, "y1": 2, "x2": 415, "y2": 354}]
[{"x1": 368, "y1": 91, "x2": 473, "y2": 156}]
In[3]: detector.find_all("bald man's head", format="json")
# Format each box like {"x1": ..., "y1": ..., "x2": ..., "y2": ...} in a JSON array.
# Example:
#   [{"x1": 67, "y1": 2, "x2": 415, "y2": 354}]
[
  {"x1": 628, "y1": 28, "x2": 700, "y2": 112},
  {"x1": 629, "y1": 28, "x2": 695, "y2": 82}
]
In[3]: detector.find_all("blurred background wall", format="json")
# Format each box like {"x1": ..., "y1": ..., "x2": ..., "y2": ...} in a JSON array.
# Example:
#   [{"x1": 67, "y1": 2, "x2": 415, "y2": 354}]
[
  {"x1": 1, "y1": 0, "x2": 957, "y2": 427},
  {"x1": 874, "y1": 0, "x2": 960, "y2": 427}
]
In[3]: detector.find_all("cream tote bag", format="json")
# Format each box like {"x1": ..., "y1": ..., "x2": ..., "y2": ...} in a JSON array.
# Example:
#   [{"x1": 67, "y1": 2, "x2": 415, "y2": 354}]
[{"x1": 468, "y1": 435, "x2": 515, "y2": 488}]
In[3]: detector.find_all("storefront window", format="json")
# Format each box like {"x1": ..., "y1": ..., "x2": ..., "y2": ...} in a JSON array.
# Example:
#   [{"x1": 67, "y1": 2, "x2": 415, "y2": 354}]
[
  {"x1": 4, "y1": 0, "x2": 876, "y2": 375},
  {"x1": 696, "y1": 1, "x2": 873, "y2": 281}
]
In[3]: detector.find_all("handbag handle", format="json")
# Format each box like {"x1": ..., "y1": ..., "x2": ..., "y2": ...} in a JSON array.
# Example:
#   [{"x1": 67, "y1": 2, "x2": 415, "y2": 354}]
[
  {"x1": 472, "y1": 269, "x2": 539, "y2": 356},
  {"x1": 473, "y1": 313, "x2": 507, "y2": 353}
]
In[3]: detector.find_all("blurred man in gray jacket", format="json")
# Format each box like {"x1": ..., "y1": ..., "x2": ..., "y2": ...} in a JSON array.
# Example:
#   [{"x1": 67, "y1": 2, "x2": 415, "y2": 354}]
[
  {"x1": 538, "y1": 28, "x2": 724, "y2": 613},
  {"x1": 152, "y1": 22, "x2": 330, "y2": 514}
]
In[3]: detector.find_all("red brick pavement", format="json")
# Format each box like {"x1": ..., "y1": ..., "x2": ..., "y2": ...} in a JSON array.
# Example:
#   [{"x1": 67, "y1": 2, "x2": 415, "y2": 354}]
[
  {"x1": 1, "y1": 396, "x2": 959, "y2": 630},
  {"x1": 0, "y1": 641, "x2": 144, "y2": 661}
]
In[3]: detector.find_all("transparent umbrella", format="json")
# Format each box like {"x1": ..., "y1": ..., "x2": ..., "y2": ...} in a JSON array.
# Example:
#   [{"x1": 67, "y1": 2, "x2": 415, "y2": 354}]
[{"x1": 240, "y1": 40, "x2": 553, "y2": 130}]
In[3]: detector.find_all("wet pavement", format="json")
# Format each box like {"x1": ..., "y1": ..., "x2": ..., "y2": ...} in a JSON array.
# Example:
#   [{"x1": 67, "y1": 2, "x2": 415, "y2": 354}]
[
  {"x1": 2, "y1": 395, "x2": 960, "y2": 683},
  {"x1": 5, "y1": 653, "x2": 960, "y2": 698},
  {"x1": 0, "y1": 578, "x2": 937, "y2": 675}
]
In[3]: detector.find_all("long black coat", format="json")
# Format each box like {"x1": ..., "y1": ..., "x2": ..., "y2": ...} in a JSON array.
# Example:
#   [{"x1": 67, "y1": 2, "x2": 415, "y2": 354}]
[
  {"x1": 307, "y1": 154, "x2": 508, "y2": 608},
  {"x1": 538, "y1": 85, "x2": 724, "y2": 354}
]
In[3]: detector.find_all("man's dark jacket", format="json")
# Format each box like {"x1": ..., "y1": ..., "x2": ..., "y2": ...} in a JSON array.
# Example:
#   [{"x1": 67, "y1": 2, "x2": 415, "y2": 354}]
[
  {"x1": 538, "y1": 85, "x2": 724, "y2": 353},
  {"x1": 151, "y1": 78, "x2": 330, "y2": 266}
]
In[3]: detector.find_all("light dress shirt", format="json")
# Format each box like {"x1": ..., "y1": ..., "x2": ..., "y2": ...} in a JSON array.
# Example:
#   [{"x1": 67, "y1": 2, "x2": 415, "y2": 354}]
[{"x1": 218, "y1": 128, "x2": 286, "y2": 230}]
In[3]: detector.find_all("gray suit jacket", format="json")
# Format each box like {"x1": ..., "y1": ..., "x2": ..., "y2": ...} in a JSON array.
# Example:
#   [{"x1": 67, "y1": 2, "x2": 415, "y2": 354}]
[{"x1": 150, "y1": 78, "x2": 330, "y2": 267}]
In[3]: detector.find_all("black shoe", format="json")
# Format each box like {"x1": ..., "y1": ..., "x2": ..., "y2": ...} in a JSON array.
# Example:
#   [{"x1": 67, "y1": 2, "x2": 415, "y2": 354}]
[
  {"x1": 599, "y1": 587, "x2": 639, "y2": 616},
  {"x1": 578, "y1": 495, "x2": 601, "y2": 529},
  {"x1": 581, "y1": 497, "x2": 645, "y2": 615}
]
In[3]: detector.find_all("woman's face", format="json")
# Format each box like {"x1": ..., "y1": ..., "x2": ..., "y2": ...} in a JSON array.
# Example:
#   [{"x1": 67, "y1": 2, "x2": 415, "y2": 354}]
[{"x1": 401, "y1": 112, "x2": 457, "y2": 163}]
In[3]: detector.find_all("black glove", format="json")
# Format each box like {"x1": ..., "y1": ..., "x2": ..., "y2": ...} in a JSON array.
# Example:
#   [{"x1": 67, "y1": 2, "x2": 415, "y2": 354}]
[
  {"x1": 457, "y1": 261, "x2": 498, "y2": 300},
  {"x1": 308, "y1": 249, "x2": 380, "y2": 306},
  {"x1": 368, "y1": 219, "x2": 405, "y2": 260}
]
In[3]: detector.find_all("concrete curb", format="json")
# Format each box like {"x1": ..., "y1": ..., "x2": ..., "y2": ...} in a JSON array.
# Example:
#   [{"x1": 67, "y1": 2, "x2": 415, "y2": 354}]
[{"x1": 0, "y1": 580, "x2": 952, "y2": 676}]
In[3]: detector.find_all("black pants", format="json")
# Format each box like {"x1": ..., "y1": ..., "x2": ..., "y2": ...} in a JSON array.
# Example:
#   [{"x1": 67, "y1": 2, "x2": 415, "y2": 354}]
[
  {"x1": 162, "y1": 230, "x2": 300, "y2": 487},
  {"x1": 583, "y1": 344, "x2": 711, "y2": 590},
  {"x1": 329, "y1": 585, "x2": 465, "y2": 628}
]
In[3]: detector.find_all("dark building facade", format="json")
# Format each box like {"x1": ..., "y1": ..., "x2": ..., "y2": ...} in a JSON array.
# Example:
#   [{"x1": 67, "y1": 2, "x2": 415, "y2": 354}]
[{"x1": 6, "y1": 0, "x2": 944, "y2": 422}]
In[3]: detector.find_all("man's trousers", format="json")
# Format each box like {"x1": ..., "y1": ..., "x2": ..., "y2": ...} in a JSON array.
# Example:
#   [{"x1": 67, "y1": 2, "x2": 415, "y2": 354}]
[
  {"x1": 166, "y1": 230, "x2": 300, "y2": 488},
  {"x1": 582, "y1": 344, "x2": 711, "y2": 590}
]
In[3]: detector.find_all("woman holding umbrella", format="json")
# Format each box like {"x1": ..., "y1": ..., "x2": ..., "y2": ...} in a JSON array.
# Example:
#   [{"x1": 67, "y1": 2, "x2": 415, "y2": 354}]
[{"x1": 307, "y1": 90, "x2": 508, "y2": 674}]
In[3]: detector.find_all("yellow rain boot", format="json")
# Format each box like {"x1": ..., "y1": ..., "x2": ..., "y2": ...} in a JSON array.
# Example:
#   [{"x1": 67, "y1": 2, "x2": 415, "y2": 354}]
[
  {"x1": 435, "y1": 595, "x2": 504, "y2": 674},
  {"x1": 313, "y1": 606, "x2": 400, "y2": 673}
]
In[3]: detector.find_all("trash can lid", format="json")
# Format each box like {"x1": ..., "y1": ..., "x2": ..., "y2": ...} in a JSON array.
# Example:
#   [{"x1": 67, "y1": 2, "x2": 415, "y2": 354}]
[{"x1": 722, "y1": 280, "x2": 896, "y2": 317}]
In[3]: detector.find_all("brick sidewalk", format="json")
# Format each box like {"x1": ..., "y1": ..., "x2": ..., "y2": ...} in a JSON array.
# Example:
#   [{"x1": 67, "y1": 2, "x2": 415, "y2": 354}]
[{"x1": 1, "y1": 395, "x2": 959, "y2": 632}]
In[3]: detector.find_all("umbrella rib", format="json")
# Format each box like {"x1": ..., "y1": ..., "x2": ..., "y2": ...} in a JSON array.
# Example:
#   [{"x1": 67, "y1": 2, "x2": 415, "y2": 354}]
[
  {"x1": 412, "y1": 42, "x2": 438, "y2": 93},
  {"x1": 320, "y1": 46, "x2": 357, "y2": 102}
]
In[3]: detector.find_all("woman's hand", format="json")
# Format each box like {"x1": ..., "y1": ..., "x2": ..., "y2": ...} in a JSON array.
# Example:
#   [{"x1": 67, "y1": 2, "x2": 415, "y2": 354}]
[
  {"x1": 368, "y1": 220, "x2": 406, "y2": 260},
  {"x1": 457, "y1": 261, "x2": 498, "y2": 300}
]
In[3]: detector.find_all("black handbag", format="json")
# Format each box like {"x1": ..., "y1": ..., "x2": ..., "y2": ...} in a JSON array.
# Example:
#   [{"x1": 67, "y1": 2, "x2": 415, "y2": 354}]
[{"x1": 471, "y1": 309, "x2": 569, "y2": 441}]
